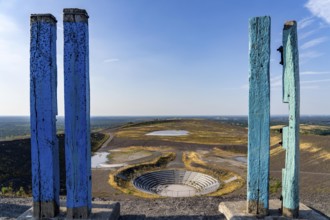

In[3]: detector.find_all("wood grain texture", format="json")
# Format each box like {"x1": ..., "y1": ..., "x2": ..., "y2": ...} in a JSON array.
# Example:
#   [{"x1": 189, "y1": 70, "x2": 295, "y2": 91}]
[
  {"x1": 30, "y1": 14, "x2": 59, "y2": 218},
  {"x1": 63, "y1": 8, "x2": 92, "y2": 218},
  {"x1": 247, "y1": 16, "x2": 271, "y2": 216},
  {"x1": 281, "y1": 20, "x2": 300, "y2": 218}
]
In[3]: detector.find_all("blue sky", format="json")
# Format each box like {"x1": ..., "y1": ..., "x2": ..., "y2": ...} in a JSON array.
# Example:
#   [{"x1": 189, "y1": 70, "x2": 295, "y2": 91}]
[{"x1": 1, "y1": 0, "x2": 330, "y2": 116}]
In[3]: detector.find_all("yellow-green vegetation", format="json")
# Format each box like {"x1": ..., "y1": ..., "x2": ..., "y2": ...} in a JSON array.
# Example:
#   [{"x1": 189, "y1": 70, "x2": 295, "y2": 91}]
[
  {"x1": 300, "y1": 124, "x2": 330, "y2": 136},
  {"x1": 270, "y1": 146, "x2": 284, "y2": 156},
  {"x1": 115, "y1": 119, "x2": 247, "y2": 145},
  {"x1": 271, "y1": 124, "x2": 330, "y2": 136},
  {"x1": 271, "y1": 142, "x2": 330, "y2": 161},
  {"x1": 1, "y1": 185, "x2": 27, "y2": 197},
  {"x1": 182, "y1": 151, "x2": 244, "y2": 196},
  {"x1": 300, "y1": 143, "x2": 330, "y2": 161},
  {"x1": 269, "y1": 128, "x2": 285, "y2": 157},
  {"x1": 108, "y1": 146, "x2": 154, "y2": 163},
  {"x1": 108, "y1": 152, "x2": 176, "y2": 198},
  {"x1": 269, "y1": 177, "x2": 281, "y2": 194},
  {"x1": 270, "y1": 133, "x2": 330, "y2": 161},
  {"x1": 91, "y1": 132, "x2": 110, "y2": 152},
  {"x1": 0, "y1": 132, "x2": 109, "y2": 196},
  {"x1": 209, "y1": 147, "x2": 244, "y2": 158}
]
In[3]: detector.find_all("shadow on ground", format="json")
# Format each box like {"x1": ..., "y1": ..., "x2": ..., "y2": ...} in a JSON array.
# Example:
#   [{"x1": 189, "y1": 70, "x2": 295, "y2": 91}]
[{"x1": 0, "y1": 203, "x2": 30, "y2": 218}]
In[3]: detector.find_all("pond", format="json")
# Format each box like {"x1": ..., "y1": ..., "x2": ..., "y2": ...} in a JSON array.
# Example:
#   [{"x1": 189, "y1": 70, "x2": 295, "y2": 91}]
[
  {"x1": 146, "y1": 130, "x2": 189, "y2": 136},
  {"x1": 91, "y1": 152, "x2": 110, "y2": 168},
  {"x1": 234, "y1": 156, "x2": 247, "y2": 163}
]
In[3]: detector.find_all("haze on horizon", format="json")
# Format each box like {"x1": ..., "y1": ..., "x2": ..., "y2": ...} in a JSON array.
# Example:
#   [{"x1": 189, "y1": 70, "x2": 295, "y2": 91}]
[{"x1": 1, "y1": 0, "x2": 330, "y2": 116}]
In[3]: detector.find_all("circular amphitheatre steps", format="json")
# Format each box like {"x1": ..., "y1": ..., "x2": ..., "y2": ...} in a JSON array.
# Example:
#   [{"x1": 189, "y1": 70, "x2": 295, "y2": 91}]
[{"x1": 133, "y1": 170, "x2": 220, "y2": 197}]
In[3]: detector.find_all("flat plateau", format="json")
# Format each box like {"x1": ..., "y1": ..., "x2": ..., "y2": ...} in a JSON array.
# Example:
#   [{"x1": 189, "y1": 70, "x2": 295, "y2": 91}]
[
  {"x1": 219, "y1": 199, "x2": 328, "y2": 220},
  {"x1": 17, "y1": 201, "x2": 120, "y2": 220}
]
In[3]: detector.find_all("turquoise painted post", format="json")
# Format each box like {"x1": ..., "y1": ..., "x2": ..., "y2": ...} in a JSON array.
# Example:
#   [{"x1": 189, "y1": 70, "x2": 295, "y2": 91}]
[
  {"x1": 281, "y1": 21, "x2": 300, "y2": 218},
  {"x1": 247, "y1": 16, "x2": 271, "y2": 216},
  {"x1": 30, "y1": 14, "x2": 59, "y2": 218},
  {"x1": 64, "y1": 8, "x2": 91, "y2": 218}
]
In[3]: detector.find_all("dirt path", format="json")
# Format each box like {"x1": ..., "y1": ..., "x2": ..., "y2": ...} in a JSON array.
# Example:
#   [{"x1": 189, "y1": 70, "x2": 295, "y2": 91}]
[
  {"x1": 166, "y1": 151, "x2": 185, "y2": 168},
  {"x1": 2, "y1": 196, "x2": 250, "y2": 219},
  {"x1": 125, "y1": 151, "x2": 162, "y2": 165},
  {"x1": 99, "y1": 132, "x2": 114, "y2": 151}
]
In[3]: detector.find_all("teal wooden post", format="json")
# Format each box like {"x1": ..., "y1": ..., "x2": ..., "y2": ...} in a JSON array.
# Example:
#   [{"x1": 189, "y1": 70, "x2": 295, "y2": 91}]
[
  {"x1": 64, "y1": 8, "x2": 91, "y2": 218},
  {"x1": 30, "y1": 14, "x2": 59, "y2": 218},
  {"x1": 247, "y1": 16, "x2": 271, "y2": 216},
  {"x1": 281, "y1": 21, "x2": 300, "y2": 218}
]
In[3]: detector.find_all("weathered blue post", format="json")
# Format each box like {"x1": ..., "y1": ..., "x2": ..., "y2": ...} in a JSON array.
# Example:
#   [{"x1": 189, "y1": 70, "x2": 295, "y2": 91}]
[
  {"x1": 281, "y1": 21, "x2": 300, "y2": 218},
  {"x1": 247, "y1": 16, "x2": 271, "y2": 216},
  {"x1": 64, "y1": 8, "x2": 91, "y2": 218},
  {"x1": 30, "y1": 14, "x2": 59, "y2": 218}
]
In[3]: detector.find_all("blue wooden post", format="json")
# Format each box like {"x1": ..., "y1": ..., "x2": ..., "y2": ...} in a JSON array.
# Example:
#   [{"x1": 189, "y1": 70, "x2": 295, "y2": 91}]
[
  {"x1": 281, "y1": 21, "x2": 300, "y2": 218},
  {"x1": 30, "y1": 14, "x2": 59, "y2": 218},
  {"x1": 247, "y1": 16, "x2": 271, "y2": 216},
  {"x1": 64, "y1": 8, "x2": 91, "y2": 218}
]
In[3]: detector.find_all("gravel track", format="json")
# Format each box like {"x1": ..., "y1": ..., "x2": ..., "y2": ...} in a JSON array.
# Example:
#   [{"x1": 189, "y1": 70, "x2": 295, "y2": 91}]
[
  {"x1": 1, "y1": 194, "x2": 329, "y2": 219},
  {"x1": 0, "y1": 196, "x2": 234, "y2": 220}
]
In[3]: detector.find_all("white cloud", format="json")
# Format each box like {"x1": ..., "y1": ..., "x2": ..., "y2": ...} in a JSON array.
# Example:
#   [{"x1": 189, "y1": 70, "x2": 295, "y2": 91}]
[
  {"x1": 57, "y1": 25, "x2": 63, "y2": 31},
  {"x1": 240, "y1": 74, "x2": 282, "y2": 89},
  {"x1": 301, "y1": 78, "x2": 330, "y2": 84},
  {"x1": 0, "y1": 0, "x2": 17, "y2": 11},
  {"x1": 242, "y1": 74, "x2": 330, "y2": 90},
  {"x1": 0, "y1": 12, "x2": 29, "y2": 115},
  {"x1": 270, "y1": 75, "x2": 282, "y2": 88},
  {"x1": 301, "y1": 85, "x2": 319, "y2": 89},
  {"x1": 104, "y1": 58, "x2": 119, "y2": 63},
  {"x1": 0, "y1": 13, "x2": 26, "y2": 76},
  {"x1": 305, "y1": 0, "x2": 330, "y2": 24},
  {"x1": 301, "y1": 71, "x2": 330, "y2": 75},
  {"x1": 300, "y1": 36, "x2": 327, "y2": 49},
  {"x1": 241, "y1": 84, "x2": 248, "y2": 89},
  {"x1": 270, "y1": 58, "x2": 277, "y2": 63},
  {"x1": 300, "y1": 50, "x2": 323, "y2": 59},
  {"x1": 0, "y1": 14, "x2": 18, "y2": 34},
  {"x1": 298, "y1": 17, "x2": 315, "y2": 30},
  {"x1": 299, "y1": 29, "x2": 317, "y2": 40}
]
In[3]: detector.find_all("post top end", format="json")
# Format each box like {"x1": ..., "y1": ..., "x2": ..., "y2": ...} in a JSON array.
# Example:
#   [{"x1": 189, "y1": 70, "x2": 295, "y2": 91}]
[
  {"x1": 63, "y1": 8, "x2": 89, "y2": 22},
  {"x1": 249, "y1": 15, "x2": 271, "y2": 22},
  {"x1": 30, "y1": 14, "x2": 57, "y2": 24},
  {"x1": 284, "y1": 21, "x2": 297, "y2": 30}
]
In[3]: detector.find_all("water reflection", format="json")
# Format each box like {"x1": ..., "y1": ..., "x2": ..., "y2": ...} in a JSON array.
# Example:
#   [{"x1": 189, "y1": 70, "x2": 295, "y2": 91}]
[
  {"x1": 234, "y1": 156, "x2": 247, "y2": 163},
  {"x1": 91, "y1": 152, "x2": 109, "y2": 168},
  {"x1": 146, "y1": 130, "x2": 189, "y2": 136}
]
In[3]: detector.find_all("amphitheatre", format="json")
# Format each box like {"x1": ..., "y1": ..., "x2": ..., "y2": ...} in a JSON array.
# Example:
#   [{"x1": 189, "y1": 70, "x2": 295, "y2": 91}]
[
  {"x1": 88, "y1": 118, "x2": 329, "y2": 218},
  {"x1": 1, "y1": 6, "x2": 330, "y2": 220},
  {"x1": 1, "y1": 117, "x2": 330, "y2": 219},
  {"x1": 95, "y1": 119, "x2": 246, "y2": 199}
]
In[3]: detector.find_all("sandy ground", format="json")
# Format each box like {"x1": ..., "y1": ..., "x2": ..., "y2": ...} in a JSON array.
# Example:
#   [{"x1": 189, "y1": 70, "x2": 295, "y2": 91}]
[
  {"x1": 2, "y1": 194, "x2": 329, "y2": 220},
  {"x1": 0, "y1": 196, "x2": 242, "y2": 219},
  {"x1": 1, "y1": 120, "x2": 329, "y2": 219}
]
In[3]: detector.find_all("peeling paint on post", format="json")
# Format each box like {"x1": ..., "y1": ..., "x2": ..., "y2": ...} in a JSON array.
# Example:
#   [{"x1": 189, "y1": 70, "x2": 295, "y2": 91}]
[
  {"x1": 281, "y1": 21, "x2": 300, "y2": 218},
  {"x1": 64, "y1": 8, "x2": 91, "y2": 219},
  {"x1": 247, "y1": 16, "x2": 270, "y2": 216},
  {"x1": 30, "y1": 14, "x2": 59, "y2": 218}
]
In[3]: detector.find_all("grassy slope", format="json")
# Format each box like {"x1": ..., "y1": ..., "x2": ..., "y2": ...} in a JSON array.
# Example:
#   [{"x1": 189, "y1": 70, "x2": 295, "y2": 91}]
[
  {"x1": 115, "y1": 119, "x2": 247, "y2": 146},
  {"x1": 0, "y1": 132, "x2": 108, "y2": 195}
]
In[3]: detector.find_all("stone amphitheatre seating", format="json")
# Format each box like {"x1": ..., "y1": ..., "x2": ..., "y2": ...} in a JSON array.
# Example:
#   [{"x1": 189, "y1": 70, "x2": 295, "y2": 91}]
[{"x1": 133, "y1": 170, "x2": 220, "y2": 197}]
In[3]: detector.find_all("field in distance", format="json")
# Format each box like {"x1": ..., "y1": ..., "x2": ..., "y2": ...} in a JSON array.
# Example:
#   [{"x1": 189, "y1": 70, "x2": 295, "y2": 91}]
[{"x1": 0, "y1": 116, "x2": 329, "y2": 216}]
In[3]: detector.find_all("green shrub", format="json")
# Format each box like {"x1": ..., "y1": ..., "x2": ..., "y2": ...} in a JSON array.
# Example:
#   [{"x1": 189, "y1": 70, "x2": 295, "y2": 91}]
[
  {"x1": 1, "y1": 186, "x2": 13, "y2": 195},
  {"x1": 16, "y1": 187, "x2": 26, "y2": 197},
  {"x1": 269, "y1": 178, "x2": 281, "y2": 194}
]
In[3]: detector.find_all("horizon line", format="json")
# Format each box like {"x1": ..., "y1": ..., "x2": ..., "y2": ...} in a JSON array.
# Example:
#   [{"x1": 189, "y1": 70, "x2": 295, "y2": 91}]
[{"x1": 1, "y1": 114, "x2": 330, "y2": 117}]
